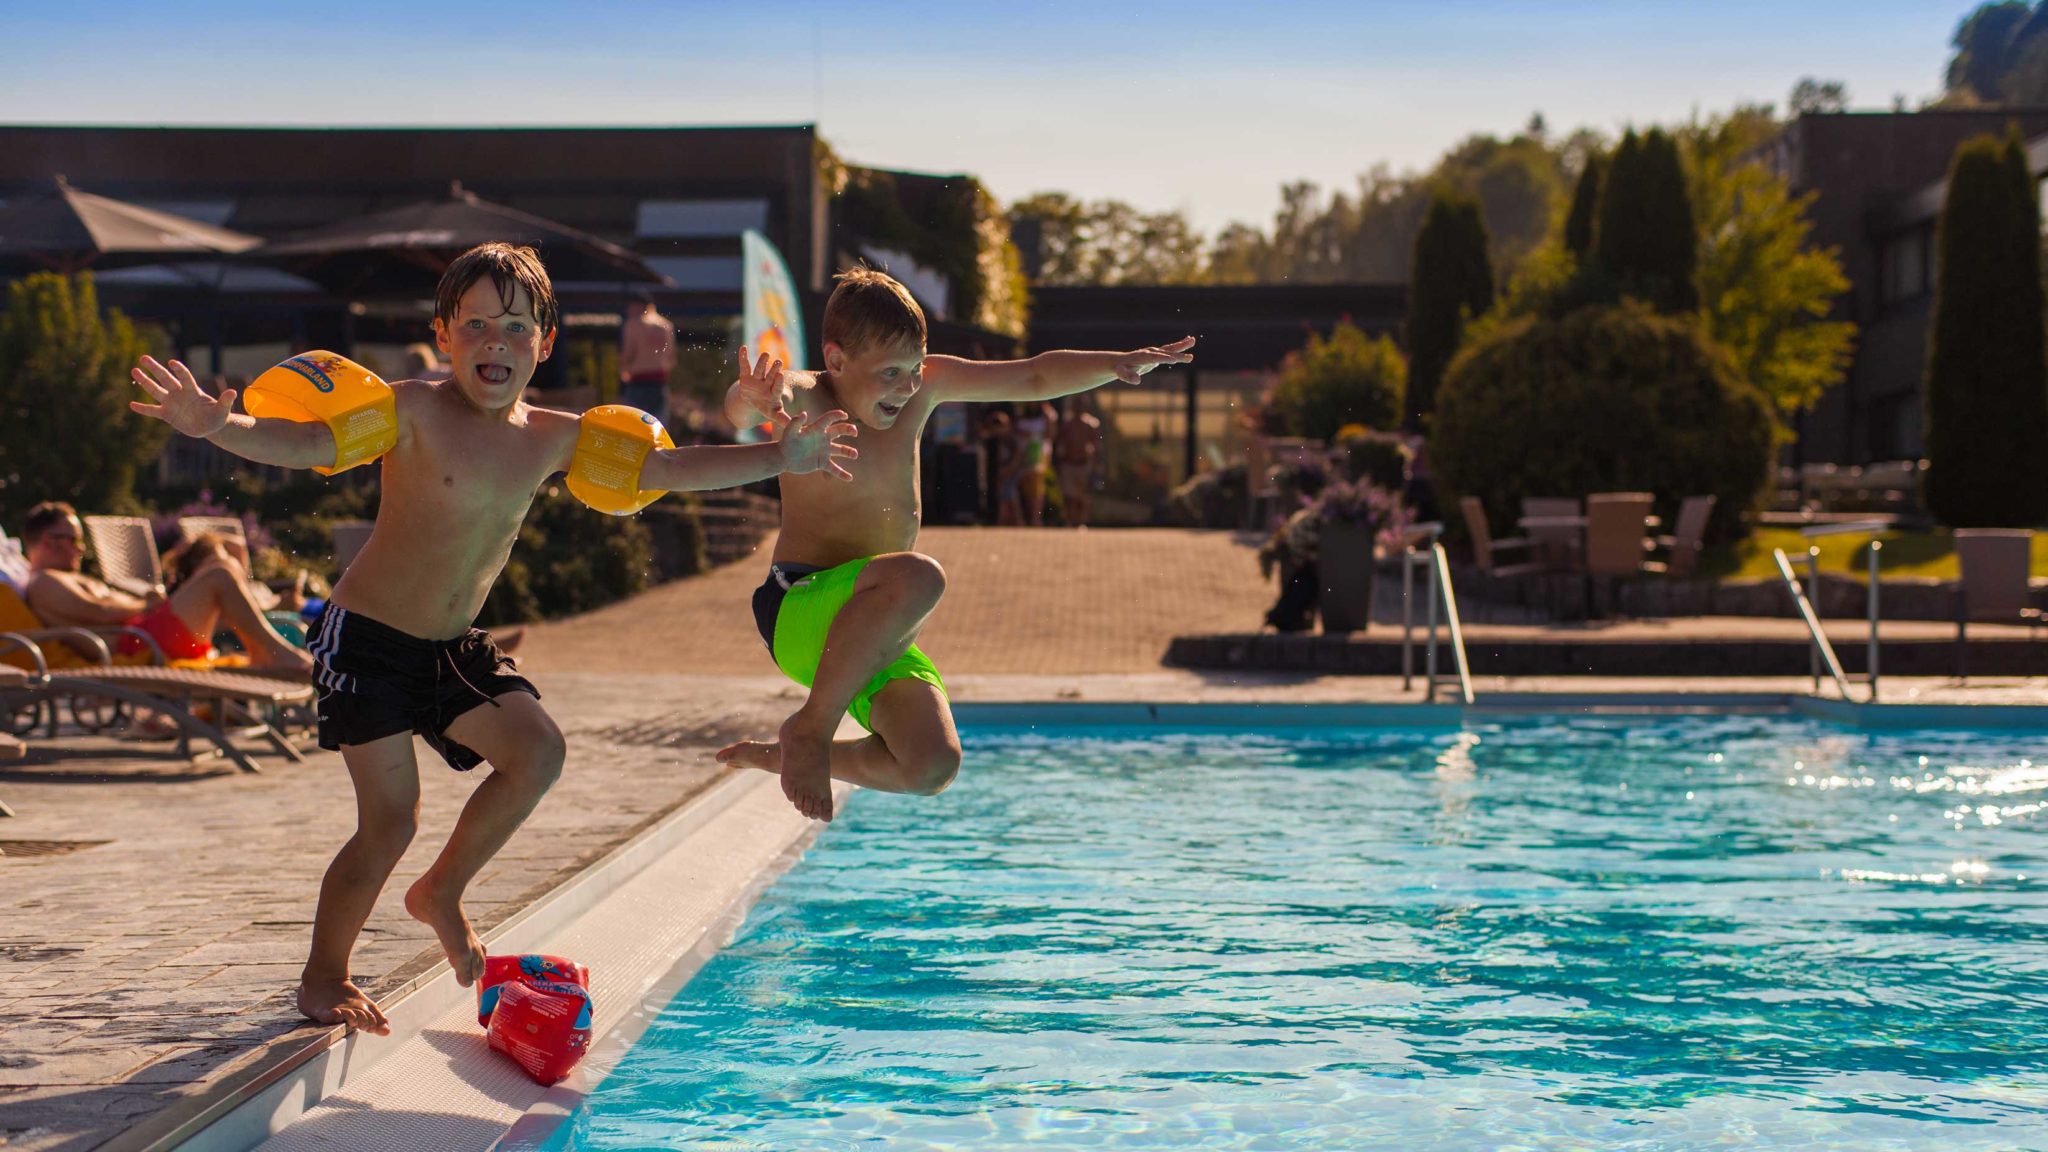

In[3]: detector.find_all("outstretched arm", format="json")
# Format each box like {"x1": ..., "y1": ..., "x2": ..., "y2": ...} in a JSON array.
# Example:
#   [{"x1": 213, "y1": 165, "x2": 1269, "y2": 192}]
[
  {"x1": 639, "y1": 407, "x2": 858, "y2": 492},
  {"x1": 721, "y1": 346, "x2": 800, "y2": 431},
  {"x1": 928, "y1": 337, "x2": 1196, "y2": 404},
  {"x1": 131, "y1": 356, "x2": 337, "y2": 469}
]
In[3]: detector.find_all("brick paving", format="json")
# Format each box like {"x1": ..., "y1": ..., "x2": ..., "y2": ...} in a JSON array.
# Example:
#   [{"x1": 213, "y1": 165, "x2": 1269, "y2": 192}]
[{"x1": 3, "y1": 525, "x2": 2045, "y2": 1151}]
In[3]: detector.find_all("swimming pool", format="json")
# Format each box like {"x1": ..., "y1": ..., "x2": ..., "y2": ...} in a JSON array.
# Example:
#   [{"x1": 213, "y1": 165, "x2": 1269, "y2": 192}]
[{"x1": 542, "y1": 716, "x2": 2048, "y2": 1150}]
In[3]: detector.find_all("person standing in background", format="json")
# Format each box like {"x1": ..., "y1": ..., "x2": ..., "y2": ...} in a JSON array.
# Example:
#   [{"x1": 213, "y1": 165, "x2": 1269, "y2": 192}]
[
  {"x1": 1053, "y1": 397, "x2": 1102, "y2": 527},
  {"x1": 1014, "y1": 401, "x2": 1054, "y2": 526},
  {"x1": 619, "y1": 290, "x2": 677, "y2": 418}
]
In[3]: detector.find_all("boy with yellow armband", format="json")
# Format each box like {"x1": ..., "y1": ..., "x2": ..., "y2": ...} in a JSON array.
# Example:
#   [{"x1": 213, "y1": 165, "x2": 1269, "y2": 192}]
[{"x1": 129, "y1": 243, "x2": 856, "y2": 1035}]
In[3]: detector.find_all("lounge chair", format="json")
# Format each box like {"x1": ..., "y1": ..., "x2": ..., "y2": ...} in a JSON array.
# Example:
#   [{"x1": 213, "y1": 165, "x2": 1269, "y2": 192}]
[
  {"x1": 1459, "y1": 497, "x2": 1543, "y2": 577},
  {"x1": 1645, "y1": 495, "x2": 1716, "y2": 577},
  {"x1": 1585, "y1": 493, "x2": 1656, "y2": 576},
  {"x1": 82, "y1": 514, "x2": 162, "y2": 597},
  {"x1": 1520, "y1": 497, "x2": 1583, "y2": 569},
  {"x1": 0, "y1": 630, "x2": 313, "y2": 775},
  {"x1": 1954, "y1": 528, "x2": 2042, "y2": 680}
]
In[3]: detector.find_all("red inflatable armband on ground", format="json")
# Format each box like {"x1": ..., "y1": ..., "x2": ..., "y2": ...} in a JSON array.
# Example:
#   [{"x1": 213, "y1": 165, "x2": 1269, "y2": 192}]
[
  {"x1": 478, "y1": 954, "x2": 589, "y2": 1027},
  {"x1": 486, "y1": 977, "x2": 594, "y2": 1085}
]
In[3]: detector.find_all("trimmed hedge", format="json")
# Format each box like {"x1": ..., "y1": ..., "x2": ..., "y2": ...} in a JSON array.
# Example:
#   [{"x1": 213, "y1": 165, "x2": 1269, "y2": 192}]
[{"x1": 1432, "y1": 302, "x2": 1775, "y2": 544}]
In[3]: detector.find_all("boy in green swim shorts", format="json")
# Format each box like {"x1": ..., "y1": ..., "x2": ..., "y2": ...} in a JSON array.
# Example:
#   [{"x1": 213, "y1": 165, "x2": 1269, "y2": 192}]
[{"x1": 718, "y1": 268, "x2": 1195, "y2": 821}]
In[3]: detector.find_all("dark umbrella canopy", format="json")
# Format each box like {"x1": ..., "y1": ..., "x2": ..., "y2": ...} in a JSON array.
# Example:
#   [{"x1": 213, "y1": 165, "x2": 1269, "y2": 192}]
[
  {"x1": 254, "y1": 183, "x2": 669, "y2": 295},
  {"x1": 0, "y1": 177, "x2": 261, "y2": 274}
]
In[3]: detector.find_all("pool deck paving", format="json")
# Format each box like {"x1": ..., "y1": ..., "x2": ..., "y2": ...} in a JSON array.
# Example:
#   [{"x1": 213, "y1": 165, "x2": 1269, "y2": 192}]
[{"x1": 3, "y1": 526, "x2": 2045, "y2": 1151}]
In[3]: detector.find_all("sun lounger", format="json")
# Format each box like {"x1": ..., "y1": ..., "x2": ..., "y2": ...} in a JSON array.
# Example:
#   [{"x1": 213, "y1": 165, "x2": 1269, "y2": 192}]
[
  {"x1": 0, "y1": 632, "x2": 313, "y2": 774},
  {"x1": 81, "y1": 515, "x2": 163, "y2": 597}
]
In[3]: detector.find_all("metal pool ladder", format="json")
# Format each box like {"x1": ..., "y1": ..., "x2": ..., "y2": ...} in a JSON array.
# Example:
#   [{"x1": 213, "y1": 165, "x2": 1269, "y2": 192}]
[
  {"x1": 1774, "y1": 519, "x2": 1889, "y2": 702},
  {"x1": 1402, "y1": 523, "x2": 1475, "y2": 704}
]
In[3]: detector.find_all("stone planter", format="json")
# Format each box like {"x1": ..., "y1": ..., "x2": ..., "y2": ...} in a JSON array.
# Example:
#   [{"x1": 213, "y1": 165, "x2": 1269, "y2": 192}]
[{"x1": 1319, "y1": 521, "x2": 1377, "y2": 633}]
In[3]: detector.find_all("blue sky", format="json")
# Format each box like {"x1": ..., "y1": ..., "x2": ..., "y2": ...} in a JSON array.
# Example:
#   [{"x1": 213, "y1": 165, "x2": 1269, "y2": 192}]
[{"x1": 0, "y1": 0, "x2": 1964, "y2": 232}]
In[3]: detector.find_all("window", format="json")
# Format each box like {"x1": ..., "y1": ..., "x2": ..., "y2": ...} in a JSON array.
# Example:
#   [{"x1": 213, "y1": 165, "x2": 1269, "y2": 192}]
[
  {"x1": 1879, "y1": 227, "x2": 1929, "y2": 306},
  {"x1": 635, "y1": 199, "x2": 768, "y2": 239}
]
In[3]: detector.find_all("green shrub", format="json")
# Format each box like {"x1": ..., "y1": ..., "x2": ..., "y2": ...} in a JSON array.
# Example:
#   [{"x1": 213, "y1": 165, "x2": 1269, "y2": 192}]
[
  {"x1": 479, "y1": 486, "x2": 655, "y2": 626},
  {"x1": 0, "y1": 272, "x2": 167, "y2": 526},
  {"x1": 1268, "y1": 322, "x2": 1407, "y2": 441},
  {"x1": 1432, "y1": 302, "x2": 1775, "y2": 544},
  {"x1": 1924, "y1": 129, "x2": 2048, "y2": 527},
  {"x1": 1338, "y1": 431, "x2": 1412, "y2": 491},
  {"x1": 1165, "y1": 463, "x2": 1249, "y2": 529}
]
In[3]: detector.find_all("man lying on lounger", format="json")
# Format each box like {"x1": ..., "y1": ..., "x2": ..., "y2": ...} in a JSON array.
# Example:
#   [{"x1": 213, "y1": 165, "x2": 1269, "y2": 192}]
[{"x1": 20, "y1": 501, "x2": 312, "y2": 674}]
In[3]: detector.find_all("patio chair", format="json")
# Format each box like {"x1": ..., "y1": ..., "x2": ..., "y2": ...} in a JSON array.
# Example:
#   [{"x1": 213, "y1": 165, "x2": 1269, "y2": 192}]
[
  {"x1": 1645, "y1": 495, "x2": 1716, "y2": 578},
  {"x1": 332, "y1": 519, "x2": 374, "y2": 574},
  {"x1": 1954, "y1": 528, "x2": 2042, "y2": 680},
  {"x1": 1520, "y1": 496, "x2": 1583, "y2": 569},
  {"x1": 0, "y1": 630, "x2": 313, "y2": 775},
  {"x1": 1584, "y1": 493, "x2": 1656, "y2": 576},
  {"x1": 1459, "y1": 497, "x2": 1544, "y2": 577},
  {"x1": 82, "y1": 514, "x2": 162, "y2": 597}
]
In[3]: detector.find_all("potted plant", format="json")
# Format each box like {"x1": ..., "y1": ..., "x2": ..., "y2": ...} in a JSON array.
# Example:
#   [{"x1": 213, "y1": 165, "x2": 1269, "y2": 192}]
[
  {"x1": 1313, "y1": 479, "x2": 1394, "y2": 633},
  {"x1": 1257, "y1": 479, "x2": 1408, "y2": 635}
]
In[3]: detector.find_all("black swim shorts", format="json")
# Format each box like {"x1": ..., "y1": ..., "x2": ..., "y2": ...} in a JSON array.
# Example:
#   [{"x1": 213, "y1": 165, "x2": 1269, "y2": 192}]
[{"x1": 305, "y1": 604, "x2": 538, "y2": 771}]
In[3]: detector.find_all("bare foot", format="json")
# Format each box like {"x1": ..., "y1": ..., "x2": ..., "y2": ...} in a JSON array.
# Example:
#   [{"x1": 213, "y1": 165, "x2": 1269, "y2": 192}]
[
  {"x1": 715, "y1": 738, "x2": 781, "y2": 775},
  {"x1": 403, "y1": 874, "x2": 487, "y2": 986},
  {"x1": 775, "y1": 714, "x2": 834, "y2": 822},
  {"x1": 297, "y1": 975, "x2": 391, "y2": 1035},
  {"x1": 717, "y1": 717, "x2": 832, "y2": 821}
]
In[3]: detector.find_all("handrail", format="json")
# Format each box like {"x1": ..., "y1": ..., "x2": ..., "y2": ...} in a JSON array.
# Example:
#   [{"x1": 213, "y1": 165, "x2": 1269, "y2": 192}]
[
  {"x1": 1399, "y1": 522, "x2": 1444, "y2": 691},
  {"x1": 1431, "y1": 542, "x2": 1475, "y2": 703},
  {"x1": 1794, "y1": 520, "x2": 1888, "y2": 701},
  {"x1": 1773, "y1": 548, "x2": 1852, "y2": 699}
]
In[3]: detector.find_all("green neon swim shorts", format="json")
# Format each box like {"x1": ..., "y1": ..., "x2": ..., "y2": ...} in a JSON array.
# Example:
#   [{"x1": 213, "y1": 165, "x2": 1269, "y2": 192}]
[{"x1": 757, "y1": 557, "x2": 946, "y2": 732}]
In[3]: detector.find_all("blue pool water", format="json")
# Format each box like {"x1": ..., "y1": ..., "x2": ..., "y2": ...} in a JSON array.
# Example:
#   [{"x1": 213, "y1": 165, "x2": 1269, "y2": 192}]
[{"x1": 550, "y1": 718, "x2": 2048, "y2": 1150}]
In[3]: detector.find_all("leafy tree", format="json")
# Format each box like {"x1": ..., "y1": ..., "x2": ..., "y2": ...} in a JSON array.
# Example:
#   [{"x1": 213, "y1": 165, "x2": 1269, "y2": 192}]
[
  {"x1": 0, "y1": 272, "x2": 166, "y2": 526},
  {"x1": 1563, "y1": 152, "x2": 1604, "y2": 257},
  {"x1": 1945, "y1": 2, "x2": 2038, "y2": 101},
  {"x1": 1684, "y1": 108, "x2": 1856, "y2": 421},
  {"x1": 1788, "y1": 77, "x2": 1850, "y2": 115},
  {"x1": 1405, "y1": 187, "x2": 1494, "y2": 427},
  {"x1": 1009, "y1": 192, "x2": 1208, "y2": 285},
  {"x1": 835, "y1": 165, "x2": 1028, "y2": 335},
  {"x1": 1266, "y1": 322, "x2": 1407, "y2": 441},
  {"x1": 1924, "y1": 130, "x2": 2048, "y2": 527},
  {"x1": 1594, "y1": 128, "x2": 1699, "y2": 313}
]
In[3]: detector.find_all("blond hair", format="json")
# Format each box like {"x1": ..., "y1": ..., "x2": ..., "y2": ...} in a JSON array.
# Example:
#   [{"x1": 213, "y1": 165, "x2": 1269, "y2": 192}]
[{"x1": 822, "y1": 267, "x2": 926, "y2": 357}]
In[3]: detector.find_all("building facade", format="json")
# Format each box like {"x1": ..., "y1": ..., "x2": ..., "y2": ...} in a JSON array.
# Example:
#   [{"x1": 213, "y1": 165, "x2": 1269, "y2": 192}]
[{"x1": 1769, "y1": 110, "x2": 2048, "y2": 465}]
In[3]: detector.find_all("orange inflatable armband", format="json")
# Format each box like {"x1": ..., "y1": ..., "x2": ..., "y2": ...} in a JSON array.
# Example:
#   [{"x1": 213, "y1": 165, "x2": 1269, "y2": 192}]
[
  {"x1": 242, "y1": 352, "x2": 398, "y2": 476},
  {"x1": 567, "y1": 404, "x2": 674, "y2": 516}
]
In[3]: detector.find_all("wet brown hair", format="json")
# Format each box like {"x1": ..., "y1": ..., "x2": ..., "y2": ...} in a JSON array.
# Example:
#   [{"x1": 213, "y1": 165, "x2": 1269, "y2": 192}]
[
  {"x1": 435, "y1": 243, "x2": 558, "y2": 335},
  {"x1": 822, "y1": 267, "x2": 926, "y2": 358}
]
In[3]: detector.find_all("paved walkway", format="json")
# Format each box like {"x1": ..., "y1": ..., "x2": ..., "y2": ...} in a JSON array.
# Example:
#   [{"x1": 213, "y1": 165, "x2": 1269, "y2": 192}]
[
  {"x1": 4, "y1": 526, "x2": 2045, "y2": 1151},
  {"x1": 520, "y1": 526, "x2": 1276, "y2": 675}
]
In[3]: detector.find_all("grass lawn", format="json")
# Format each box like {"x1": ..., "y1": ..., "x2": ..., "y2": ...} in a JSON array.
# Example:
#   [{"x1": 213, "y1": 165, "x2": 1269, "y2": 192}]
[{"x1": 1700, "y1": 527, "x2": 2048, "y2": 582}]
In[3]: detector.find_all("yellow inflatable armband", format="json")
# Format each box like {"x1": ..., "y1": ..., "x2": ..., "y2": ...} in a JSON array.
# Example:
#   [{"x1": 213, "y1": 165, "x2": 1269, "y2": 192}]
[
  {"x1": 568, "y1": 404, "x2": 675, "y2": 516},
  {"x1": 243, "y1": 352, "x2": 398, "y2": 476}
]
